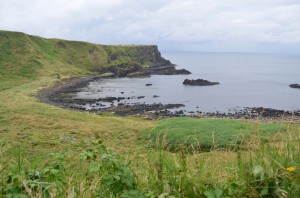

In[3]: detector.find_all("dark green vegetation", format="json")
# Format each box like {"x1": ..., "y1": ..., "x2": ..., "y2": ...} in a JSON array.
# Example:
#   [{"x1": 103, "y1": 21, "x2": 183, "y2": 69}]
[
  {"x1": 143, "y1": 118, "x2": 288, "y2": 151},
  {"x1": 1, "y1": 129, "x2": 299, "y2": 197},
  {"x1": 0, "y1": 30, "x2": 299, "y2": 197}
]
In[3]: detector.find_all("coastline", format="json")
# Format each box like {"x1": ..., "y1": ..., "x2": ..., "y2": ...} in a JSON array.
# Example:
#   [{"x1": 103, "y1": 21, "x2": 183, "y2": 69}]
[
  {"x1": 38, "y1": 75, "x2": 100, "y2": 108},
  {"x1": 38, "y1": 75, "x2": 300, "y2": 122}
]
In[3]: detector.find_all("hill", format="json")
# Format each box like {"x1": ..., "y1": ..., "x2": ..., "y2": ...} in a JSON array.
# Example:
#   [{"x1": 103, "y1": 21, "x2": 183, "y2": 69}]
[{"x1": 0, "y1": 30, "x2": 184, "y2": 91}]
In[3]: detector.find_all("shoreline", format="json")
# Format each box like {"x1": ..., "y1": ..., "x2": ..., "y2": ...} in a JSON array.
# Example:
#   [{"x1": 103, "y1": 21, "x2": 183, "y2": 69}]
[
  {"x1": 38, "y1": 75, "x2": 100, "y2": 108},
  {"x1": 38, "y1": 75, "x2": 300, "y2": 122}
]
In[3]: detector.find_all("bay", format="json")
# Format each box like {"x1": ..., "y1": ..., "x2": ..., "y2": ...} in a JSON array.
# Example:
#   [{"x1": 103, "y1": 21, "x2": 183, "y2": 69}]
[{"x1": 76, "y1": 52, "x2": 300, "y2": 113}]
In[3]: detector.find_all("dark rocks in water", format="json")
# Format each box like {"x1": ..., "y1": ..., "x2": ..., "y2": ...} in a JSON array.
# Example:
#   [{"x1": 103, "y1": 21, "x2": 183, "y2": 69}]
[
  {"x1": 164, "y1": 104, "x2": 185, "y2": 109},
  {"x1": 108, "y1": 103, "x2": 185, "y2": 116},
  {"x1": 121, "y1": 92, "x2": 124, "y2": 94},
  {"x1": 39, "y1": 75, "x2": 300, "y2": 120},
  {"x1": 289, "y1": 84, "x2": 300, "y2": 89},
  {"x1": 153, "y1": 95, "x2": 159, "y2": 98},
  {"x1": 223, "y1": 107, "x2": 299, "y2": 118},
  {"x1": 100, "y1": 97, "x2": 125, "y2": 102},
  {"x1": 137, "y1": 96, "x2": 145, "y2": 99},
  {"x1": 146, "y1": 84, "x2": 152, "y2": 86},
  {"x1": 183, "y1": 79, "x2": 220, "y2": 86},
  {"x1": 175, "y1": 110, "x2": 184, "y2": 114},
  {"x1": 175, "y1": 69, "x2": 192, "y2": 75}
]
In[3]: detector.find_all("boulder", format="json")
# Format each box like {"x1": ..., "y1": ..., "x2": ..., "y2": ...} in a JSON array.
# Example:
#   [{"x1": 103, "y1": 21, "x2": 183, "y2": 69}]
[
  {"x1": 289, "y1": 84, "x2": 300, "y2": 89},
  {"x1": 183, "y1": 79, "x2": 220, "y2": 86}
]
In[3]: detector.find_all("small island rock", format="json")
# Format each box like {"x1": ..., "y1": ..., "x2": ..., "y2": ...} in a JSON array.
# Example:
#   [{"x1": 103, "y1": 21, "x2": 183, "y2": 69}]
[
  {"x1": 289, "y1": 84, "x2": 300, "y2": 89},
  {"x1": 183, "y1": 79, "x2": 220, "y2": 86}
]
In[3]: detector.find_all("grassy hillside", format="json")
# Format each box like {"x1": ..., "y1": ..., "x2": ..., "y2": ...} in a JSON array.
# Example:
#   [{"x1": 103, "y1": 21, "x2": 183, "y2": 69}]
[
  {"x1": 0, "y1": 30, "x2": 163, "y2": 90},
  {"x1": 0, "y1": 30, "x2": 299, "y2": 197},
  {"x1": 0, "y1": 30, "x2": 157, "y2": 172},
  {"x1": 143, "y1": 118, "x2": 289, "y2": 151}
]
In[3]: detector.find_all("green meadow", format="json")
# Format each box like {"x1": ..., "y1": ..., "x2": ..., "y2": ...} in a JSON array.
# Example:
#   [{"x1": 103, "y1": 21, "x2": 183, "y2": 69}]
[
  {"x1": 0, "y1": 31, "x2": 299, "y2": 197},
  {"x1": 143, "y1": 118, "x2": 289, "y2": 151}
]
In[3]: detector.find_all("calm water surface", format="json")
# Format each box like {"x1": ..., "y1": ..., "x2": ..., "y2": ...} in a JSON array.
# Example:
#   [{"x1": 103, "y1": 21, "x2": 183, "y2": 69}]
[{"x1": 76, "y1": 52, "x2": 300, "y2": 113}]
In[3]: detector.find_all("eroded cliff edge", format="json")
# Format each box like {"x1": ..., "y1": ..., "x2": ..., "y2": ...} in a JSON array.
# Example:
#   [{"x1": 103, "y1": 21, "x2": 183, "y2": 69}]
[
  {"x1": 0, "y1": 30, "x2": 190, "y2": 87},
  {"x1": 94, "y1": 45, "x2": 191, "y2": 77}
]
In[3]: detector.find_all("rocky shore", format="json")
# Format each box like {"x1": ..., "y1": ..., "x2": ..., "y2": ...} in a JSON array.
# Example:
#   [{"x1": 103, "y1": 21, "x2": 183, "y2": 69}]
[
  {"x1": 38, "y1": 76, "x2": 99, "y2": 108},
  {"x1": 38, "y1": 76, "x2": 300, "y2": 122}
]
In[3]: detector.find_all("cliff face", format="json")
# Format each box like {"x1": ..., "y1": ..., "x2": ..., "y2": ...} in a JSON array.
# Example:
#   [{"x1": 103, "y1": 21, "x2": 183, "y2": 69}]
[
  {"x1": 0, "y1": 30, "x2": 189, "y2": 90},
  {"x1": 98, "y1": 45, "x2": 177, "y2": 77}
]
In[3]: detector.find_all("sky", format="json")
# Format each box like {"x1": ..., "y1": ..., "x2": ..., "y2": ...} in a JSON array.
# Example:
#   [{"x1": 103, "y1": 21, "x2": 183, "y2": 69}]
[{"x1": 1, "y1": 0, "x2": 300, "y2": 54}]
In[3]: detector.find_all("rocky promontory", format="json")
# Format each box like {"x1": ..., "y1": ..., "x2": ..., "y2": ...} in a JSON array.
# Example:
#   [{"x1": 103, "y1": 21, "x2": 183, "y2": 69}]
[
  {"x1": 183, "y1": 79, "x2": 220, "y2": 86},
  {"x1": 289, "y1": 84, "x2": 300, "y2": 89},
  {"x1": 1, "y1": 31, "x2": 190, "y2": 80},
  {"x1": 97, "y1": 45, "x2": 191, "y2": 77}
]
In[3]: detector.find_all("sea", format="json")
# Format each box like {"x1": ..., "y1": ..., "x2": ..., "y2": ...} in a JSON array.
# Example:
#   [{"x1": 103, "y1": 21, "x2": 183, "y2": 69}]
[{"x1": 75, "y1": 52, "x2": 300, "y2": 113}]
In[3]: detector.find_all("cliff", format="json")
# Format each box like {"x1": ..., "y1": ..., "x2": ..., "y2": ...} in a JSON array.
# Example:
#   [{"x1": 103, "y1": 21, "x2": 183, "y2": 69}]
[{"x1": 0, "y1": 30, "x2": 189, "y2": 90}]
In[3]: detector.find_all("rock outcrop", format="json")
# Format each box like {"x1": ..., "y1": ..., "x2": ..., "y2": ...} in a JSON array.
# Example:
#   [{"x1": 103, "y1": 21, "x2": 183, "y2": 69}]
[
  {"x1": 98, "y1": 45, "x2": 191, "y2": 77},
  {"x1": 183, "y1": 79, "x2": 220, "y2": 86},
  {"x1": 0, "y1": 30, "x2": 190, "y2": 84},
  {"x1": 289, "y1": 84, "x2": 300, "y2": 89}
]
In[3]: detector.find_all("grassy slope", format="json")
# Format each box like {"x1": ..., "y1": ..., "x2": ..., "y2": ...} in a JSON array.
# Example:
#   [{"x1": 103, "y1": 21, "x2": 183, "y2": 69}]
[
  {"x1": 0, "y1": 30, "x2": 299, "y2": 197},
  {"x1": 0, "y1": 30, "x2": 158, "y2": 91},
  {"x1": 143, "y1": 118, "x2": 289, "y2": 150},
  {"x1": 0, "y1": 29, "x2": 297, "y2": 159},
  {"x1": 0, "y1": 30, "x2": 155, "y2": 153}
]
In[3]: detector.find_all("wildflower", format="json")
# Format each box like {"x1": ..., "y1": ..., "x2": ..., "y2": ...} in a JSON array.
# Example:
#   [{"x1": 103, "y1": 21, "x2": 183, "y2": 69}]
[{"x1": 286, "y1": 167, "x2": 295, "y2": 172}]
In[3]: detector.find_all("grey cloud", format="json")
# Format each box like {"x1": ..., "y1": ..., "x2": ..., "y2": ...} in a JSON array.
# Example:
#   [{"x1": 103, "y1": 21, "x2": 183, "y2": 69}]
[{"x1": 0, "y1": 0, "x2": 300, "y2": 53}]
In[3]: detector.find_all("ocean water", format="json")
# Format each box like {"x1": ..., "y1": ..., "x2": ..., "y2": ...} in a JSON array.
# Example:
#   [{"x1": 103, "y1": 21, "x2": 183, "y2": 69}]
[{"x1": 76, "y1": 52, "x2": 300, "y2": 113}]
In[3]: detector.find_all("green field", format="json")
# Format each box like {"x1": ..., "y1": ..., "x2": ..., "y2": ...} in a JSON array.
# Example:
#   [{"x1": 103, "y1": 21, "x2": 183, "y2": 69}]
[
  {"x1": 0, "y1": 30, "x2": 299, "y2": 197},
  {"x1": 143, "y1": 118, "x2": 288, "y2": 151}
]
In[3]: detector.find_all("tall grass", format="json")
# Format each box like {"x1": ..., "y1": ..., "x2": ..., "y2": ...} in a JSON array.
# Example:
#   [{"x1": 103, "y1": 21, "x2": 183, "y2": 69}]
[
  {"x1": 0, "y1": 121, "x2": 299, "y2": 197},
  {"x1": 143, "y1": 118, "x2": 289, "y2": 152}
]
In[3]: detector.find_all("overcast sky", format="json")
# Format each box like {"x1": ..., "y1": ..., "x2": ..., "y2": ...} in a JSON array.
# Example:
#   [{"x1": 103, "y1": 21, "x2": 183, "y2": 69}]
[{"x1": 1, "y1": 0, "x2": 300, "y2": 54}]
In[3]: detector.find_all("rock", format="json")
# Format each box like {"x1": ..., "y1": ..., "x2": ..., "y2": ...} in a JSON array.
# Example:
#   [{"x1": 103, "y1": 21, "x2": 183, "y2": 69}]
[
  {"x1": 99, "y1": 97, "x2": 125, "y2": 102},
  {"x1": 183, "y1": 79, "x2": 220, "y2": 86},
  {"x1": 149, "y1": 56, "x2": 191, "y2": 75},
  {"x1": 150, "y1": 64, "x2": 192, "y2": 75},
  {"x1": 137, "y1": 96, "x2": 145, "y2": 99},
  {"x1": 289, "y1": 84, "x2": 300, "y2": 89},
  {"x1": 175, "y1": 69, "x2": 192, "y2": 75},
  {"x1": 146, "y1": 84, "x2": 152, "y2": 86},
  {"x1": 108, "y1": 103, "x2": 185, "y2": 117},
  {"x1": 59, "y1": 137, "x2": 77, "y2": 143},
  {"x1": 164, "y1": 104, "x2": 185, "y2": 109},
  {"x1": 175, "y1": 110, "x2": 184, "y2": 114},
  {"x1": 96, "y1": 46, "x2": 191, "y2": 78},
  {"x1": 153, "y1": 95, "x2": 159, "y2": 98}
]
